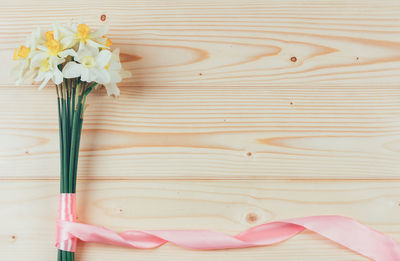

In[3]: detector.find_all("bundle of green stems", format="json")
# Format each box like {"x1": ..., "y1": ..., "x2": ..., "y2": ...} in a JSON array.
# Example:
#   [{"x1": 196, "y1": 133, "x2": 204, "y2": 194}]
[{"x1": 56, "y1": 77, "x2": 96, "y2": 261}]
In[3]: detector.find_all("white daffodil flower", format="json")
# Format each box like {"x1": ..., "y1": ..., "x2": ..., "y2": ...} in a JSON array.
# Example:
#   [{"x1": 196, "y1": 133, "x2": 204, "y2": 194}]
[
  {"x1": 101, "y1": 48, "x2": 131, "y2": 96},
  {"x1": 27, "y1": 27, "x2": 45, "y2": 51},
  {"x1": 12, "y1": 45, "x2": 32, "y2": 84},
  {"x1": 62, "y1": 46, "x2": 111, "y2": 84},
  {"x1": 11, "y1": 59, "x2": 39, "y2": 85},
  {"x1": 30, "y1": 30, "x2": 76, "y2": 89},
  {"x1": 12, "y1": 22, "x2": 128, "y2": 93},
  {"x1": 59, "y1": 23, "x2": 109, "y2": 51},
  {"x1": 11, "y1": 27, "x2": 45, "y2": 85}
]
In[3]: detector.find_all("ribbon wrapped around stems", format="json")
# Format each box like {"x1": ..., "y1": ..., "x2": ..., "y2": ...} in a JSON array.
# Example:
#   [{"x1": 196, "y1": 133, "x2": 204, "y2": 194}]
[
  {"x1": 56, "y1": 194, "x2": 400, "y2": 260},
  {"x1": 56, "y1": 194, "x2": 78, "y2": 252}
]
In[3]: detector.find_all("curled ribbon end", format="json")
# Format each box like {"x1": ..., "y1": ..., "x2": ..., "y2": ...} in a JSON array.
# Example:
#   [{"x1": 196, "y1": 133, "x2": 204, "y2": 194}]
[{"x1": 54, "y1": 193, "x2": 400, "y2": 261}]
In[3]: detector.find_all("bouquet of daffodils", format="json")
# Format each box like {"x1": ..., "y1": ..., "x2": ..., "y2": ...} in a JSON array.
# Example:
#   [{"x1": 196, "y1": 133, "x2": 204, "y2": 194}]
[{"x1": 12, "y1": 22, "x2": 130, "y2": 261}]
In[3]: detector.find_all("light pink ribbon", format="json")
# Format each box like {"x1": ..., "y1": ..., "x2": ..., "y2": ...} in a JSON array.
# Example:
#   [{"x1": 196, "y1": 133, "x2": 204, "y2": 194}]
[
  {"x1": 56, "y1": 193, "x2": 77, "y2": 252},
  {"x1": 56, "y1": 194, "x2": 400, "y2": 260}
]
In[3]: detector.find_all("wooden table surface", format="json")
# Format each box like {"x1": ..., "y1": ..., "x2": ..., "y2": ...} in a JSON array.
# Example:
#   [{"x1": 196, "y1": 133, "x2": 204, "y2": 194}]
[{"x1": 1, "y1": 0, "x2": 400, "y2": 260}]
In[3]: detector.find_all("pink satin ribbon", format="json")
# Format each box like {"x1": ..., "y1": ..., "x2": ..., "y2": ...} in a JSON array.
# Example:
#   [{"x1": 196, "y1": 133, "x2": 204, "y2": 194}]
[
  {"x1": 56, "y1": 194, "x2": 400, "y2": 260},
  {"x1": 56, "y1": 194, "x2": 77, "y2": 252}
]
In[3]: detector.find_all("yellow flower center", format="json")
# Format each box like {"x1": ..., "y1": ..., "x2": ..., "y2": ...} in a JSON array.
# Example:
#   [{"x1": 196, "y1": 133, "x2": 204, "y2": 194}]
[
  {"x1": 13, "y1": 48, "x2": 18, "y2": 60},
  {"x1": 105, "y1": 38, "x2": 112, "y2": 47},
  {"x1": 40, "y1": 58, "x2": 50, "y2": 72},
  {"x1": 46, "y1": 39, "x2": 61, "y2": 56},
  {"x1": 13, "y1": 45, "x2": 31, "y2": 60},
  {"x1": 45, "y1": 30, "x2": 54, "y2": 41},
  {"x1": 104, "y1": 62, "x2": 110, "y2": 70},
  {"x1": 101, "y1": 37, "x2": 112, "y2": 50},
  {"x1": 81, "y1": 55, "x2": 96, "y2": 68},
  {"x1": 77, "y1": 24, "x2": 90, "y2": 43}
]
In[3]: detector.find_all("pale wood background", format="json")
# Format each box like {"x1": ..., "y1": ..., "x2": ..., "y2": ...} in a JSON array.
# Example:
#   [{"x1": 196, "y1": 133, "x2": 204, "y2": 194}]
[{"x1": 1, "y1": 0, "x2": 400, "y2": 260}]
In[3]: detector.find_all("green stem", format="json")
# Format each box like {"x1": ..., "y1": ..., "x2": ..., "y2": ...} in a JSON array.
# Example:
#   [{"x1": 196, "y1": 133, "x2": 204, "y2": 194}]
[
  {"x1": 72, "y1": 82, "x2": 96, "y2": 192},
  {"x1": 69, "y1": 83, "x2": 82, "y2": 193},
  {"x1": 71, "y1": 80, "x2": 76, "y2": 130},
  {"x1": 56, "y1": 85, "x2": 64, "y2": 192},
  {"x1": 58, "y1": 79, "x2": 95, "y2": 261},
  {"x1": 72, "y1": 116, "x2": 83, "y2": 193},
  {"x1": 61, "y1": 85, "x2": 69, "y2": 193}
]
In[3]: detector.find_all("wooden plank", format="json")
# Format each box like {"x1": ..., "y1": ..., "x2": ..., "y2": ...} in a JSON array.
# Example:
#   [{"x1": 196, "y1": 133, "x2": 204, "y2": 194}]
[
  {"x1": 1, "y1": 0, "x2": 400, "y2": 87},
  {"x1": 1, "y1": 0, "x2": 400, "y2": 179},
  {"x1": 1, "y1": 180, "x2": 399, "y2": 261},
  {"x1": 1, "y1": 1, "x2": 400, "y2": 260},
  {"x1": 1, "y1": 85, "x2": 400, "y2": 179}
]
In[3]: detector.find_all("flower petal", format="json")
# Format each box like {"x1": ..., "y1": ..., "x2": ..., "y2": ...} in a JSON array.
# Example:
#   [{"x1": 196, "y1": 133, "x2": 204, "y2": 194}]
[
  {"x1": 30, "y1": 52, "x2": 48, "y2": 68},
  {"x1": 26, "y1": 27, "x2": 42, "y2": 50},
  {"x1": 104, "y1": 82, "x2": 120, "y2": 96},
  {"x1": 62, "y1": 62, "x2": 83, "y2": 78},
  {"x1": 52, "y1": 23, "x2": 60, "y2": 41},
  {"x1": 94, "y1": 68, "x2": 110, "y2": 84},
  {"x1": 53, "y1": 67, "x2": 63, "y2": 84},
  {"x1": 110, "y1": 70, "x2": 122, "y2": 83},
  {"x1": 37, "y1": 45, "x2": 48, "y2": 52},
  {"x1": 96, "y1": 50, "x2": 111, "y2": 68},
  {"x1": 78, "y1": 41, "x2": 86, "y2": 53},
  {"x1": 111, "y1": 48, "x2": 121, "y2": 62},
  {"x1": 80, "y1": 67, "x2": 89, "y2": 82},
  {"x1": 11, "y1": 63, "x2": 24, "y2": 85},
  {"x1": 90, "y1": 25, "x2": 109, "y2": 38},
  {"x1": 38, "y1": 74, "x2": 52, "y2": 89},
  {"x1": 61, "y1": 36, "x2": 75, "y2": 49},
  {"x1": 59, "y1": 49, "x2": 77, "y2": 58},
  {"x1": 109, "y1": 60, "x2": 122, "y2": 71},
  {"x1": 86, "y1": 39, "x2": 106, "y2": 49},
  {"x1": 49, "y1": 55, "x2": 65, "y2": 69}
]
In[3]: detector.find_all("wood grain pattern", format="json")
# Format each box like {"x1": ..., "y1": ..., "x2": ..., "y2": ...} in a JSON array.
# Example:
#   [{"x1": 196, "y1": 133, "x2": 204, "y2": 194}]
[
  {"x1": 1, "y1": 180, "x2": 400, "y2": 261},
  {"x1": 1, "y1": 85, "x2": 400, "y2": 179},
  {"x1": 1, "y1": 0, "x2": 400, "y2": 260},
  {"x1": 1, "y1": 0, "x2": 400, "y2": 179},
  {"x1": 1, "y1": 0, "x2": 400, "y2": 86}
]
